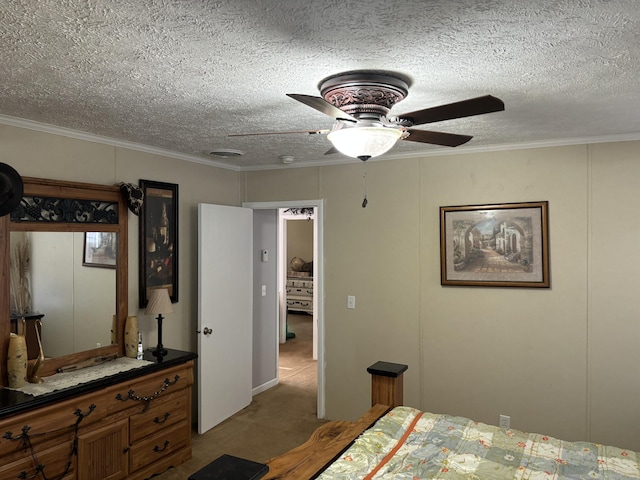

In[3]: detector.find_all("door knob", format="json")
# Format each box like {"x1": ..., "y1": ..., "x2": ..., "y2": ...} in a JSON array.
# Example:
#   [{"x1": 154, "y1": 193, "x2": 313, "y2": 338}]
[{"x1": 197, "y1": 327, "x2": 213, "y2": 335}]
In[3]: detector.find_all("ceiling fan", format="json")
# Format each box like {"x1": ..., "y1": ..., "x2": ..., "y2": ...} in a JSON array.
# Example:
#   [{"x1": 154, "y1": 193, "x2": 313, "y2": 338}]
[{"x1": 230, "y1": 70, "x2": 505, "y2": 161}]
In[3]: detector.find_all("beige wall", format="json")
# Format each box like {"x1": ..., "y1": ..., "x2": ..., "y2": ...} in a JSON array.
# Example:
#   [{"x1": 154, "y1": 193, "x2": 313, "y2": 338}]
[
  {"x1": 286, "y1": 219, "x2": 313, "y2": 265},
  {"x1": 3, "y1": 122, "x2": 639, "y2": 451},
  {"x1": 245, "y1": 142, "x2": 640, "y2": 452},
  {"x1": 0, "y1": 124, "x2": 242, "y2": 362},
  {"x1": 589, "y1": 142, "x2": 640, "y2": 448},
  {"x1": 420, "y1": 147, "x2": 589, "y2": 441}
]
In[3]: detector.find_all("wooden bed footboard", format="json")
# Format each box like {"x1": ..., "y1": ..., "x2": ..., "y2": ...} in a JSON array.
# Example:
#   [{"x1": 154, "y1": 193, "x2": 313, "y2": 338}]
[{"x1": 264, "y1": 404, "x2": 391, "y2": 479}]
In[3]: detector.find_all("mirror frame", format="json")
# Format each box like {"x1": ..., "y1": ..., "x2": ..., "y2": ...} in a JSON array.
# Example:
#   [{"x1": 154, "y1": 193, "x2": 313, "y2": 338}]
[{"x1": 1, "y1": 177, "x2": 128, "y2": 386}]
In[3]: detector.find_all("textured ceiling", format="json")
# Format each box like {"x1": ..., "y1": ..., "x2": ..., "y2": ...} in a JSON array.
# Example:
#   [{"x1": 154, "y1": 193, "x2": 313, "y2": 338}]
[{"x1": 1, "y1": 0, "x2": 639, "y2": 170}]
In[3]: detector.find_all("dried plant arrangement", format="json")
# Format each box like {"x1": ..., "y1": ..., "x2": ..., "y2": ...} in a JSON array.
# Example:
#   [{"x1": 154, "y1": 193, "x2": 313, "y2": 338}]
[{"x1": 10, "y1": 232, "x2": 32, "y2": 316}]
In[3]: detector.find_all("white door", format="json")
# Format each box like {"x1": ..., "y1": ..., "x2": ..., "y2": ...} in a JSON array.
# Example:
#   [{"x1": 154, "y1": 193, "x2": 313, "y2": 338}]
[{"x1": 197, "y1": 203, "x2": 253, "y2": 434}]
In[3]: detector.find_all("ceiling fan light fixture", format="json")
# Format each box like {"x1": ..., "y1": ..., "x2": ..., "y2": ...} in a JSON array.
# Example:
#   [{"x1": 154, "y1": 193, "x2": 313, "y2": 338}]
[{"x1": 327, "y1": 126, "x2": 403, "y2": 160}]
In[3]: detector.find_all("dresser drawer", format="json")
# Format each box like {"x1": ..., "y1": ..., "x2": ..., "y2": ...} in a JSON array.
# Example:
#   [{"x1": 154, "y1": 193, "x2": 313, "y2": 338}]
[
  {"x1": 0, "y1": 401, "x2": 95, "y2": 458},
  {"x1": 0, "y1": 441, "x2": 75, "y2": 480},
  {"x1": 129, "y1": 420, "x2": 190, "y2": 473},
  {"x1": 286, "y1": 299, "x2": 313, "y2": 311},
  {"x1": 286, "y1": 286, "x2": 313, "y2": 296},
  {"x1": 287, "y1": 279, "x2": 313, "y2": 288},
  {"x1": 129, "y1": 388, "x2": 189, "y2": 443},
  {"x1": 109, "y1": 363, "x2": 193, "y2": 416}
]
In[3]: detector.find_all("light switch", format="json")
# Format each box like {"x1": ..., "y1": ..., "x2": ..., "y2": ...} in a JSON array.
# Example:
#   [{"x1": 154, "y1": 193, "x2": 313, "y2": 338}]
[{"x1": 261, "y1": 285, "x2": 267, "y2": 296}]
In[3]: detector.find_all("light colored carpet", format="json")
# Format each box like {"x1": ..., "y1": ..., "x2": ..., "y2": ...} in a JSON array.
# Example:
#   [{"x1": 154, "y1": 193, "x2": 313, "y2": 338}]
[{"x1": 152, "y1": 313, "x2": 325, "y2": 479}]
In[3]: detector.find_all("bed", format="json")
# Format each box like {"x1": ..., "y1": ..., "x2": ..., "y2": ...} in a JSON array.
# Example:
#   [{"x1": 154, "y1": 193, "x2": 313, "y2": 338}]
[{"x1": 264, "y1": 404, "x2": 640, "y2": 479}]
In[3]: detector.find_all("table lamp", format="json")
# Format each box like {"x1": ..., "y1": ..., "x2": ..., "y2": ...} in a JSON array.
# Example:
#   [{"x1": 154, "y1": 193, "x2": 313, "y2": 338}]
[{"x1": 145, "y1": 288, "x2": 173, "y2": 357}]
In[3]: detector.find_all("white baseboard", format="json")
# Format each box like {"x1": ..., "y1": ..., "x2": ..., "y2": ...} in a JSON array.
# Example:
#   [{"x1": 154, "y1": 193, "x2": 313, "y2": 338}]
[{"x1": 252, "y1": 377, "x2": 278, "y2": 396}]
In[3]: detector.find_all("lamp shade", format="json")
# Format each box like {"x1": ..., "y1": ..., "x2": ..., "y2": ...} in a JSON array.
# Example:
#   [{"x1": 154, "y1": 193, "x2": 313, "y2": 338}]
[
  {"x1": 145, "y1": 288, "x2": 174, "y2": 315},
  {"x1": 327, "y1": 126, "x2": 403, "y2": 159}
]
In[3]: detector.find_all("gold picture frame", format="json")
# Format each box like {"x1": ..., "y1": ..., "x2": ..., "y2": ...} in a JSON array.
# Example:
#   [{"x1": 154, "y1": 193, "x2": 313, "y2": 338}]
[{"x1": 440, "y1": 201, "x2": 550, "y2": 288}]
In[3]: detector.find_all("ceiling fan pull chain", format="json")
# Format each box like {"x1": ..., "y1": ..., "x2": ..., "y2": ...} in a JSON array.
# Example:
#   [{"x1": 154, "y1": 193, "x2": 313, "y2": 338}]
[{"x1": 362, "y1": 164, "x2": 368, "y2": 208}]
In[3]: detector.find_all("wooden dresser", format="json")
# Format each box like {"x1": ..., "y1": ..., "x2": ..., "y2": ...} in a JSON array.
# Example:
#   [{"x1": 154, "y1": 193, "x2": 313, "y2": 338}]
[{"x1": 0, "y1": 349, "x2": 196, "y2": 480}]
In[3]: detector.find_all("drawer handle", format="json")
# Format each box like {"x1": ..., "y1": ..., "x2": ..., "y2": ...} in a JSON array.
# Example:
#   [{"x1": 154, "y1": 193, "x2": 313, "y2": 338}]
[
  {"x1": 3, "y1": 424, "x2": 31, "y2": 441},
  {"x1": 153, "y1": 440, "x2": 170, "y2": 453},
  {"x1": 18, "y1": 464, "x2": 44, "y2": 479},
  {"x1": 4, "y1": 404, "x2": 95, "y2": 442},
  {"x1": 6, "y1": 406, "x2": 94, "y2": 480},
  {"x1": 115, "y1": 375, "x2": 180, "y2": 410},
  {"x1": 153, "y1": 412, "x2": 171, "y2": 424}
]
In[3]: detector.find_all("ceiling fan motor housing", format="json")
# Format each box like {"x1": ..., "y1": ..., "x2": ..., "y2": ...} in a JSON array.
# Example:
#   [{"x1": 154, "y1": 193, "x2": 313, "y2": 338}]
[{"x1": 319, "y1": 70, "x2": 410, "y2": 120}]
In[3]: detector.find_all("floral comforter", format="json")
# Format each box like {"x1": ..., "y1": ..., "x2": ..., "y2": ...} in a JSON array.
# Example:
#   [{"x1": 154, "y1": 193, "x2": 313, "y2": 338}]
[{"x1": 317, "y1": 406, "x2": 639, "y2": 479}]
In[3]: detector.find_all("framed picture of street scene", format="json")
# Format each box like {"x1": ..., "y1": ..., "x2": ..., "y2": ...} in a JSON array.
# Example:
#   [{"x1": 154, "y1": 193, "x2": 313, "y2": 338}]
[{"x1": 440, "y1": 201, "x2": 550, "y2": 288}]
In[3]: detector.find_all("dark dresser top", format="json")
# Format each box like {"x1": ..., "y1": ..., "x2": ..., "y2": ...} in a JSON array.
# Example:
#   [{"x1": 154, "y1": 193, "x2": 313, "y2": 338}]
[{"x1": 0, "y1": 348, "x2": 197, "y2": 419}]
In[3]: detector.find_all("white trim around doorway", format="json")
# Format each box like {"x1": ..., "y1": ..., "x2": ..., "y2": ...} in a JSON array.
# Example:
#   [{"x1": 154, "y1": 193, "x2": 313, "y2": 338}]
[{"x1": 243, "y1": 199, "x2": 325, "y2": 419}]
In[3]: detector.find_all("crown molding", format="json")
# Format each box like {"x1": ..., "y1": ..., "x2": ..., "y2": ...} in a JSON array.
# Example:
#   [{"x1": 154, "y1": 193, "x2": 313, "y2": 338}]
[
  {"x1": 0, "y1": 114, "x2": 242, "y2": 172},
  {"x1": 2, "y1": 113, "x2": 639, "y2": 172}
]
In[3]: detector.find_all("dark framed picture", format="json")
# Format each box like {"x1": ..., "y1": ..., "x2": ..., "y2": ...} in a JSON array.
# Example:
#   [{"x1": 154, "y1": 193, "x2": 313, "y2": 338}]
[
  {"x1": 83, "y1": 232, "x2": 117, "y2": 268},
  {"x1": 440, "y1": 201, "x2": 550, "y2": 288},
  {"x1": 139, "y1": 180, "x2": 178, "y2": 307}
]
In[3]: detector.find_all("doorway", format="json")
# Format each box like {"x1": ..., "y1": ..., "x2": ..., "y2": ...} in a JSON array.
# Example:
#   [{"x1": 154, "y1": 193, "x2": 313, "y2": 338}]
[
  {"x1": 244, "y1": 199, "x2": 325, "y2": 419},
  {"x1": 279, "y1": 208, "x2": 317, "y2": 407},
  {"x1": 280, "y1": 208, "x2": 316, "y2": 351}
]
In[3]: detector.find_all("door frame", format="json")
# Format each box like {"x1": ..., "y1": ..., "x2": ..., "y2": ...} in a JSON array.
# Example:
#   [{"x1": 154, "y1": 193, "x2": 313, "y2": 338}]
[{"x1": 243, "y1": 199, "x2": 325, "y2": 419}]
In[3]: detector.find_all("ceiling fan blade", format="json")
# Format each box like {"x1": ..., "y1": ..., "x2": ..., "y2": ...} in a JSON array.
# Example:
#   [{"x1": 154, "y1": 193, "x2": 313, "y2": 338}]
[
  {"x1": 287, "y1": 94, "x2": 358, "y2": 122},
  {"x1": 398, "y1": 95, "x2": 504, "y2": 126},
  {"x1": 403, "y1": 129, "x2": 473, "y2": 147},
  {"x1": 229, "y1": 129, "x2": 329, "y2": 137}
]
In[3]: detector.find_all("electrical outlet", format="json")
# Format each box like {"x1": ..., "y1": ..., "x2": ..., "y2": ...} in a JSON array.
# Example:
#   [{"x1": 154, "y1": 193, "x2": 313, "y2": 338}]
[
  {"x1": 347, "y1": 295, "x2": 356, "y2": 309},
  {"x1": 499, "y1": 414, "x2": 510, "y2": 429}
]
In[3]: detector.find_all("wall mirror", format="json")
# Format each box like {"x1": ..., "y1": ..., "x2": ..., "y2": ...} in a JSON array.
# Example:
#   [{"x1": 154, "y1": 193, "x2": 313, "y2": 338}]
[
  {"x1": 1, "y1": 178, "x2": 128, "y2": 386},
  {"x1": 10, "y1": 231, "x2": 117, "y2": 358}
]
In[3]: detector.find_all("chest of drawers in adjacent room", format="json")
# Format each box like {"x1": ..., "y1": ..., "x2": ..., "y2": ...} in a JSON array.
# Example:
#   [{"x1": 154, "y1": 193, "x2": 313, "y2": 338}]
[{"x1": 286, "y1": 277, "x2": 313, "y2": 314}]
